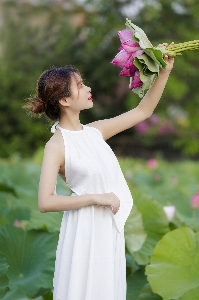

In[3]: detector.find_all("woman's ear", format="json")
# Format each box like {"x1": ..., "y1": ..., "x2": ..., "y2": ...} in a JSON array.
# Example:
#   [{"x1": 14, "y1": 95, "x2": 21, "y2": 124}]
[{"x1": 59, "y1": 98, "x2": 70, "y2": 107}]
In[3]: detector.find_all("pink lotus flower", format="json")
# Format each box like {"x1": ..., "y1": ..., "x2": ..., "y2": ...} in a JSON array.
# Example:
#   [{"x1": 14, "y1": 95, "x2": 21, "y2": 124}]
[
  {"x1": 163, "y1": 206, "x2": 176, "y2": 221},
  {"x1": 129, "y1": 70, "x2": 143, "y2": 89},
  {"x1": 149, "y1": 114, "x2": 160, "y2": 125},
  {"x1": 111, "y1": 28, "x2": 144, "y2": 89},
  {"x1": 135, "y1": 121, "x2": 150, "y2": 134},
  {"x1": 158, "y1": 123, "x2": 174, "y2": 135},
  {"x1": 190, "y1": 192, "x2": 199, "y2": 208},
  {"x1": 147, "y1": 158, "x2": 158, "y2": 169},
  {"x1": 13, "y1": 219, "x2": 21, "y2": 227},
  {"x1": 118, "y1": 28, "x2": 132, "y2": 43}
]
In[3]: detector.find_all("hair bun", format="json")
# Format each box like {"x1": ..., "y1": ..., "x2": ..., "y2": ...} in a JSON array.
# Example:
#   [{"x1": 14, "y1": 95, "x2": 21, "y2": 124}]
[{"x1": 31, "y1": 95, "x2": 46, "y2": 114}]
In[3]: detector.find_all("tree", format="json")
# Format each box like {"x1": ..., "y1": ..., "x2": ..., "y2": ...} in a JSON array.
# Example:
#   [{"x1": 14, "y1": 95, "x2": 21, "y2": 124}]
[{"x1": 0, "y1": 0, "x2": 199, "y2": 157}]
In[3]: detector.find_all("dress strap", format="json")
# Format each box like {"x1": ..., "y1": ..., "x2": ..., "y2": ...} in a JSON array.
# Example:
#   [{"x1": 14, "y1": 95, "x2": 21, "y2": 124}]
[{"x1": 51, "y1": 121, "x2": 59, "y2": 133}]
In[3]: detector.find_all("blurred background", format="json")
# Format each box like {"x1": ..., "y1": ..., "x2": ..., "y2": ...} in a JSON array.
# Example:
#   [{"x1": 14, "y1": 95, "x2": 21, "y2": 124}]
[
  {"x1": 1, "y1": 1, "x2": 199, "y2": 299},
  {"x1": 1, "y1": 0, "x2": 199, "y2": 160}
]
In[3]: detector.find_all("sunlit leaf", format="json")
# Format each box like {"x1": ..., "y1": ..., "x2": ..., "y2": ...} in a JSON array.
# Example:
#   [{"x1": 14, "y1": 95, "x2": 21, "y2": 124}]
[
  {"x1": 27, "y1": 210, "x2": 63, "y2": 233},
  {"x1": 133, "y1": 196, "x2": 169, "y2": 265},
  {"x1": 178, "y1": 286, "x2": 199, "y2": 300},
  {"x1": 125, "y1": 205, "x2": 147, "y2": 253},
  {"x1": 146, "y1": 227, "x2": 199, "y2": 300}
]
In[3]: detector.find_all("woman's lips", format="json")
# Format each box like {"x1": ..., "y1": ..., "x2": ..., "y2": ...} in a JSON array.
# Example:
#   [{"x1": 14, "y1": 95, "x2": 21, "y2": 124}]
[{"x1": 88, "y1": 96, "x2": 93, "y2": 101}]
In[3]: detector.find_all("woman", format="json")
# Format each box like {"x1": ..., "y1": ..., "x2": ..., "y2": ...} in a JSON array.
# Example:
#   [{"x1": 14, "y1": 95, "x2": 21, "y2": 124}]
[{"x1": 30, "y1": 53, "x2": 174, "y2": 300}]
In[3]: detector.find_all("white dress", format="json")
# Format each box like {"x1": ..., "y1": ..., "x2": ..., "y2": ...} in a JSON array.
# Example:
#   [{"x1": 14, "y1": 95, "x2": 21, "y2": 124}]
[{"x1": 53, "y1": 124, "x2": 133, "y2": 300}]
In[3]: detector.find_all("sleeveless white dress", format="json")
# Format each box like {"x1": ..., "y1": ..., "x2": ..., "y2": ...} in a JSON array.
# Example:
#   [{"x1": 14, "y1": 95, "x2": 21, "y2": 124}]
[{"x1": 52, "y1": 124, "x2": 133, "y2": 300}]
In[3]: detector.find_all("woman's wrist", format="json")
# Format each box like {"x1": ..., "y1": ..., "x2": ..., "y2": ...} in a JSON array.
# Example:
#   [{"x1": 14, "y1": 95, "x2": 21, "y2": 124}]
[{"x1": 159, "y1": 68, "x2": 171, "y2": 78}]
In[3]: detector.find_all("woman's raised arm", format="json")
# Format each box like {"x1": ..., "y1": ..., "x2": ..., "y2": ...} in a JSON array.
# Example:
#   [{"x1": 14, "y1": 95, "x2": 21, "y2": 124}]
[{"x1": 88, "y1": 56, "x2": 174, "y2": 140}]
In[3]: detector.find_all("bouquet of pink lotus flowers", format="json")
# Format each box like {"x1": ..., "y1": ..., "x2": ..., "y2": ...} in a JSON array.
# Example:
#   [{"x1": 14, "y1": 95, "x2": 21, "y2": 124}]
[{"x1": 111, "y1": 18, "x2": 199, "y2": 97}]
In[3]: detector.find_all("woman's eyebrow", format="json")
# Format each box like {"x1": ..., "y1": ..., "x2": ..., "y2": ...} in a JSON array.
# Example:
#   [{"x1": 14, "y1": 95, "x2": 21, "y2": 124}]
[{"x1": 77, "y1": 79, "x2": 83, "y2": 85}]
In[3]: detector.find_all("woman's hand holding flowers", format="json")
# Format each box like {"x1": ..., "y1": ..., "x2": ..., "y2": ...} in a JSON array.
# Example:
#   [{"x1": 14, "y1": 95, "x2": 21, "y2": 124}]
[
  {"x1": 158, "y1": 43, "x2": 175, "y2": 74},
  {"x1": 111, "y1": 19, "x2": 199, "y2": 97}
]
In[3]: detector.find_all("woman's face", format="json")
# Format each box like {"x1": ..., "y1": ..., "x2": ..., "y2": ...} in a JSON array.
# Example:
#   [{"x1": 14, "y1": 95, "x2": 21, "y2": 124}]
[{"x1": 69, "y1": 73, "x2": 93, "y2": 111}]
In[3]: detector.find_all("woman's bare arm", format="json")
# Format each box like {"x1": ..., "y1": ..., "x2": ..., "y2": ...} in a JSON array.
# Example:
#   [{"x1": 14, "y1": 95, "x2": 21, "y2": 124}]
[{"x1": 87, "y1": 56, "x2": 174, "y2": 140}]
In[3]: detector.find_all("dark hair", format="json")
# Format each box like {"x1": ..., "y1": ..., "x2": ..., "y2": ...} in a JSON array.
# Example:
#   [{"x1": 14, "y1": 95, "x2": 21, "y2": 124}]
[{"x1": 25, "y1": 67, "x2": 79, "y2": 121}]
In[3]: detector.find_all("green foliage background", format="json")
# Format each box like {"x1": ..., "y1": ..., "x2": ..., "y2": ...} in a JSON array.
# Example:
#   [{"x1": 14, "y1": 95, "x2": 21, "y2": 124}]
[
  {"x1": 1, "y1": 154, "x2": 199, "y2": 299},
  {"x1": 0, "y1": 0, "x2": 199, "y2": 158}
]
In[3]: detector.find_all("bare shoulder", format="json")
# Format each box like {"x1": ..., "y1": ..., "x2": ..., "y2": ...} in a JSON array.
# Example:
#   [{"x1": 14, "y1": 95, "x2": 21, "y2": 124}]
[
  {"x1": 86, "y1": 120, "x2": 105, "y2": 133},
  {"x1": 86, "y1": 119, "x2": 115, "y2": 140},
  {"x1": 44, "y1": 129, "x2": 65, "y2": 162}
]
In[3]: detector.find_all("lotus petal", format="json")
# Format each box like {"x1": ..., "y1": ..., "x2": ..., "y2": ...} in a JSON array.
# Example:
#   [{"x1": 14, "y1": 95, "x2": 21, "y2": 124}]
[
  {"x1": 130, "y1": 70, "x2": 143, "y2": 89},
  {"x1": 110, "y1": 50, "x2": 131, "y2": 68},
  {"x1": 190, "y1": 192, "x2": 199, "y2": 208},
  {"x1": 119, "y1": 68, "x2": 131, "y2": 76},
  {"x1": 118, "y1": 28, "x2": 133, "y2": 43},
  {"x1": 121, "y1": 40, "x2": 142, "y2": 53},
  {"x1": 163, "y1": 206, "x2": 176, "y2": 221},
  {"x1": 120, "y1": 64, "x2": 137, "y2": 76}
]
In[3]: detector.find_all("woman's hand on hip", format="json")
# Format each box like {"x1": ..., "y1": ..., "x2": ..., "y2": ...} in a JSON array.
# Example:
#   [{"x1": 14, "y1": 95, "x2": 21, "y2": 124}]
[{"x1": 94, "y1": 192, "x2": 120, "y2": 215}]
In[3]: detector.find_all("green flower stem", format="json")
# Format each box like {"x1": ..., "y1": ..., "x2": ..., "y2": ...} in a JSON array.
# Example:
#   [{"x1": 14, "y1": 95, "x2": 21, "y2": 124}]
[
  {"x1": 166, "y1": 40, "x2": 199, "y2": 49},
  {"x1": 164, "y1": 40, "x2": 199, "y2": 56},
  {"x1": 192, "y1": 208, "x2": 197, "y2": 221}
]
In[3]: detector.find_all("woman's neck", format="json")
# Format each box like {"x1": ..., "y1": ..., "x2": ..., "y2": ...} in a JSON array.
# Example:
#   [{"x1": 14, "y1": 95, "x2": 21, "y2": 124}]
[{"x1": 59, "y1": 114, "x2": 82, "y2": 131}]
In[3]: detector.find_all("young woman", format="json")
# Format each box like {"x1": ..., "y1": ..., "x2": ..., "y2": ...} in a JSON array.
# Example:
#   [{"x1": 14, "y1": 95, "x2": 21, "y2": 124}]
[{"x1": 30, "y1": 53, "x2": 174, "y2": 300}]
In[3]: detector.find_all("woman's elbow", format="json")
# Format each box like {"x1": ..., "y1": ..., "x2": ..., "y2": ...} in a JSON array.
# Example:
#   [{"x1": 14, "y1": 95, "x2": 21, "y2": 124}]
[
  {"x1": 38, "y1": 206, "x2": 47, "y2": 213},
  {"x1": 38, "y1": 199, "x2": 48, "y2": 213}
]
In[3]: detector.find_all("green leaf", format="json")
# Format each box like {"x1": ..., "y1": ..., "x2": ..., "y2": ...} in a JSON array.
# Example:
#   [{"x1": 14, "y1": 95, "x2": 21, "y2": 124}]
[
  {"x1": 144, "y1": 48, "x2": 167, "y2": 69},
  {"x1": 133, "y1": 56, "x2": 158, "y2": 97},
  {"x1": 137, "y1": 54, "x2": 159, "y2": 73},
  {"x1": 127, "y1": 267, "x2": 148, "y2": 300},
  {"x1": 0, "y1": 216, "x2": 9, "y2": 227},
  {"x1": 2, "y1": 289, "x2": 31, "y2": 300},
  {"x1": 139, "y1": 73, "x2": 157, "y2": 97},
  {"x1": 178, "y1": 286, "x2": 199, "y2": 300},
  {"x1": 0, "y1": 252, "x2": 9, "y2": 298},
  {"x1": 0, "y1": 181, "x2": 17, "y2": 197},
  {"x1": 138, "y1": 283, "x2": 162, "y2": 300},
  {"x1": 0, "y1": 225, "x2": 58, "y2": 296},
  {"x1": 42, "y1": 290, "x2": 53, "y2": 300},
  {"x1": 133, "y1": 196, "x2": 169, "y2": 265},
  {"x1": 125, "y1": 18, "x2": 153, "y2": 49},
  {"x1": 27, "y1": 210, "x2": 63, "y2": 233},
  {"x1": 6, "y1": 207, "x2": 30, "y2": 224},
  {"x1": 146, "y1": 227, "x2": 199, "y2": 300},
  {"x1": 125, "y1": 205, "x2": 147, "y2": 253}
]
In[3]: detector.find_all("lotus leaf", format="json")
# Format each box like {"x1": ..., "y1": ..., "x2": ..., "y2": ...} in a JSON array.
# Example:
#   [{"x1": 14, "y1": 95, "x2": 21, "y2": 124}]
[
  {"x1": 0, "y1": 225, "x2": 58, "y2": 296},
  {"x1": 146, "y1": 227, "x2": 199, "y2": 300}
]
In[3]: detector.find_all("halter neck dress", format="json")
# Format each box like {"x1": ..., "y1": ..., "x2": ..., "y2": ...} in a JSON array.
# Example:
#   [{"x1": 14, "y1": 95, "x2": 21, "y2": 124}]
[{"x1": 52, "y1": 124, "x2": 133, "y2": 300}]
